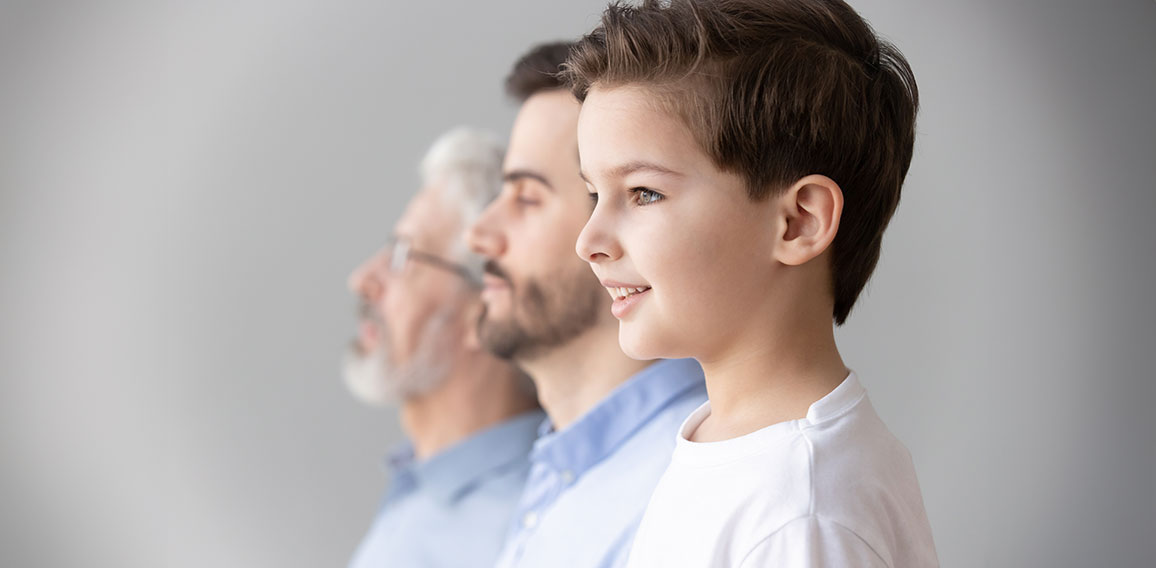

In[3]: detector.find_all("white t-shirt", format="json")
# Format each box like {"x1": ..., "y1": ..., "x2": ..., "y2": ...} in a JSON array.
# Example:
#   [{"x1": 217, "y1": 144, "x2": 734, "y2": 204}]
[{"x1": 625, "y1": 373, "x2": 938, "y2": 567}]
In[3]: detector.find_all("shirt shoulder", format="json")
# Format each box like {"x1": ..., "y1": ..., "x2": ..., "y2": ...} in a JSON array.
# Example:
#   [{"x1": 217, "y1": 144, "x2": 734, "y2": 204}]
[
  {"x1": 801, "y1": 396, "x2": 938, "y2": 566},
  {"x1": 738, "y1": 516, "x2": 889, "y2": 568},
  {"x1": 629, "y1": 376, "x2": 937, "y2": 568}
]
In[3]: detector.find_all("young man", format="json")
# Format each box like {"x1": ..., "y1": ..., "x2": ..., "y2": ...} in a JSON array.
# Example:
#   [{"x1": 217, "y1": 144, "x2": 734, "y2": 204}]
[
  {"x1": 466, "y1": 43, "x2": 707, "y2": 568},
  {"x1": 344, "y1": 128, "x2": 542, "y2": 568},
  {"x1": 567, "y1": 0, "x2": 938, "y2": 566}
]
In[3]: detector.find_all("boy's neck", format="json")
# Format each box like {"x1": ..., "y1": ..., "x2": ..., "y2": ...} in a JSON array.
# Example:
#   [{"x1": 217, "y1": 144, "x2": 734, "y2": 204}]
[
  {"x1": 693, "y1": 301, "x2": 848, "y2": 443},
  {"x1": 518, "y1": 320, "x2": 651, "y2": 432}
]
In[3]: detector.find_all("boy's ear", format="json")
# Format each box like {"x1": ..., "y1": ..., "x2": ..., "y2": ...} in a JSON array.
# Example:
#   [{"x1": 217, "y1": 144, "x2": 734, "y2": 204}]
[{"x1": 773, "y1": 174, "x2": 843, "y2": 266}]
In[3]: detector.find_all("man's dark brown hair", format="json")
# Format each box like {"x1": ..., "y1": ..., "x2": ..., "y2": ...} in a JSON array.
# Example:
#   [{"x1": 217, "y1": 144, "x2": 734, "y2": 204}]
[
  {"x1": 505, "y1": 41, "x2": 575, "y2": 102},
  {"x1": 564, "y1": 0, "x2": 919, "y2": 325}
]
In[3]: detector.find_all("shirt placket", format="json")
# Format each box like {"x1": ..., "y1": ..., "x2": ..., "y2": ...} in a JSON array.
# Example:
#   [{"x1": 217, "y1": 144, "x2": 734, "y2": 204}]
[{"x1": 506, "y1": 460, "x2": 570, "y2": 564}]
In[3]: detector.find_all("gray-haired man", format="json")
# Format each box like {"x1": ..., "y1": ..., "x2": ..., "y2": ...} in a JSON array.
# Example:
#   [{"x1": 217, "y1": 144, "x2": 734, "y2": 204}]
[{"x1": 344, "y1": 127, "x2": 542, "y2": 568}]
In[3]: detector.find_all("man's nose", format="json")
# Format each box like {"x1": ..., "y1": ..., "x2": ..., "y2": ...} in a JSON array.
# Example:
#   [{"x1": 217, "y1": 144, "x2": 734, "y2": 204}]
[
  {"x1": 348, "y1": 249, "x2": 387, "y2": 301},
  {"x1": 466, "y1": 198, "x2": 508, "y2": 259}
]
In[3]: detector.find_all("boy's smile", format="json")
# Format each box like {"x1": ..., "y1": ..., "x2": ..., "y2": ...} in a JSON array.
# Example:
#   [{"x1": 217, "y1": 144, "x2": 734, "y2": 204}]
[{"x1": 600, "y1": 279, "x2": 653, "y2": 319}]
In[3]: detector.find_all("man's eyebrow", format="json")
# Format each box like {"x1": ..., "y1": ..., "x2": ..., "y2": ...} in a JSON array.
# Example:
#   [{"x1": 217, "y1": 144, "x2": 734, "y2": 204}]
[
  {"x1": 581, "y1": 161, "x2": 684, "y2": 185},
  {"x1": 503, "y1": 169, "x2": 554, "y2": 191}
]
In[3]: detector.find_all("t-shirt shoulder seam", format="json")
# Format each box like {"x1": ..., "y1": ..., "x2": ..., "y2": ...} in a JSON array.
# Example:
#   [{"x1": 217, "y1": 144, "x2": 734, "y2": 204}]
[
  {"x1": 799, "y1": 389, "x2": 868, "y2": 428},
  {"x1": 736, "y1": 515, "x2": 889, "y2": 567}
]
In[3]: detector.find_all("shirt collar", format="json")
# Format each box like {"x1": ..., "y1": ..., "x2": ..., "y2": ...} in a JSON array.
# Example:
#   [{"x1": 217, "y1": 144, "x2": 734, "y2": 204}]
[
  {"x1": 804, "y1": 371, "x2": 864, "y2": 424},
  {"x1": 530, "y1": 358, "x2": 704, "y2": 480},
  {"x1": 385, "y1": 409, "x2": 545, "y2": 504}
]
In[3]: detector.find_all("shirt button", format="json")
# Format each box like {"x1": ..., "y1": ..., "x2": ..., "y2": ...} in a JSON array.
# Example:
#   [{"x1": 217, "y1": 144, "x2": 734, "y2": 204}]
[
  {"x1": 522, "y1": 511, "x2": 539, "y2": 529},
  {"x1": 560, "y1": 470, "x2": 575, "y2": 484}
]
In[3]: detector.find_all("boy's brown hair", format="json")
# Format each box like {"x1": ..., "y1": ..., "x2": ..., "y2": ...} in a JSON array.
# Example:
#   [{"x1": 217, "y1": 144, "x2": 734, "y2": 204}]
[{"x1": 564, "y1": 0, "x2": 919, "y2": 324}]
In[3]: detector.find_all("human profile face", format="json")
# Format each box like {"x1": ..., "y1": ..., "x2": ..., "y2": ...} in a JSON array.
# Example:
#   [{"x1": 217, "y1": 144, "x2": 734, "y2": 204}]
[
  {"x1": 575, "y1": 85, "x2": 782, "y2": 362},
  {"x1": 467, "y1": 89, "x2": 608, "y2": 361},
  {"x1": 345, "y1": 188, "x2": 470, "y2": 404}
]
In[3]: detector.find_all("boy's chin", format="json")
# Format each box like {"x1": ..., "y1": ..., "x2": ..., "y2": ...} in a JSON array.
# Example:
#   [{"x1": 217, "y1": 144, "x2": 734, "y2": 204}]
[{"x1": 617, "y1": 321, "x2": 675, "y2": 361}]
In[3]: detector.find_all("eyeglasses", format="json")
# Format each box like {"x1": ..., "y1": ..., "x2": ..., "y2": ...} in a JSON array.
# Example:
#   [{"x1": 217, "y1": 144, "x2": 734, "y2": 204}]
[{"x1": 387, "y1": 237, "x2": 480, "y2": 287}]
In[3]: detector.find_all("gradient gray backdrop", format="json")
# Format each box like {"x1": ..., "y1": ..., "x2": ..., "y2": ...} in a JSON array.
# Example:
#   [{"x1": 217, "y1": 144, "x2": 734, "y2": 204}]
[{"x1": 1, "y1": 1, "x2": 1153, "y2": 567}]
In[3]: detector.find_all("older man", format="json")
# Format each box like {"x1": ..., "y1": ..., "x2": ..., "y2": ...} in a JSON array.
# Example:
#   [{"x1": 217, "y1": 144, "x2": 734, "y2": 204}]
[
  {"x1": 344, "y1": 127, "x2": 542, "y2": 568},
  {"x1": 467, "y1": 43, "x2": 707, "y2": 568}
]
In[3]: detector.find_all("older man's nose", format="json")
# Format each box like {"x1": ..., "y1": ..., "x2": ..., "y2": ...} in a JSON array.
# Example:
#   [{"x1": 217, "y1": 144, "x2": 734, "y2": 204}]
[{"x1": 348, "y1": 250, "x2": 387, "y2": 300}]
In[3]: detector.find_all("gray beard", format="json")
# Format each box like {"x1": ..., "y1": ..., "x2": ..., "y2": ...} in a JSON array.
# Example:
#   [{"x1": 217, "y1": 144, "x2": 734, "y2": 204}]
[{"x1": 342, "y1": 308, "x2": 455, "y2": 406}]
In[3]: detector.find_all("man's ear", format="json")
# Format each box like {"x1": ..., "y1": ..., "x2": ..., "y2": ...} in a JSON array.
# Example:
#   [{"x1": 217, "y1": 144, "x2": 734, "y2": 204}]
[{"x1": 773, "y1": 174, "x2": 843, "y2": 266}]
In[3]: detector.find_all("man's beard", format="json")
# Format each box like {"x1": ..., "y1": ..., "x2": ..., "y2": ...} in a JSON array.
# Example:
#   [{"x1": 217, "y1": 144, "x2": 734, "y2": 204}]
[
  {"x1": 477, "y1": 260, "x2": 605, "y2": 361},
  {"x1": 342, "y1": 304, "x2": 455, "y2": 406}
]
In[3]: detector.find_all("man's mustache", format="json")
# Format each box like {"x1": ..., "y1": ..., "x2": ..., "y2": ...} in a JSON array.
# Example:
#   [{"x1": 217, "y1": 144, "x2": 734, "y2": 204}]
[
  {"x1": 357, "y1": 301, "x2": 385, "y2": 326},
  {"x1": 484, "y1": 260, "x2": 513, "y2": 284}
]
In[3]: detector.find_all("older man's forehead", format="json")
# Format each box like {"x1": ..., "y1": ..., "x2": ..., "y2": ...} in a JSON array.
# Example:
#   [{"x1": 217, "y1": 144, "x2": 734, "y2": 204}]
[{"x1": 394, "y1": 187, "x2": 462, "y2": 254}]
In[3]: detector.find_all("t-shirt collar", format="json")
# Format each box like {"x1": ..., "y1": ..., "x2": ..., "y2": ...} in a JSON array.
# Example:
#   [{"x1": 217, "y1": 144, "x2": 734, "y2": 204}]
[{"x1": 671, "y1": 372, "x2": 865, "y2": 467}]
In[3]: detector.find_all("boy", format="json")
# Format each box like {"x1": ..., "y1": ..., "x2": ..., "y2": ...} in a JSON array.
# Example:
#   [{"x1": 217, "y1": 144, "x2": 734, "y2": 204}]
[{"x1": 566, "y1": 0, "x2": 938, "y2": 566}]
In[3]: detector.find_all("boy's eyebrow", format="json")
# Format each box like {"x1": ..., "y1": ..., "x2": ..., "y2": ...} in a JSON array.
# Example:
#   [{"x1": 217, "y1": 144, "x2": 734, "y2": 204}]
[
  {"x1": 503, "y1": 169, "x2": 554, "y2": 191},
  {"x1": 580, "y1": 160, "x2": 684, "y2": 185}
]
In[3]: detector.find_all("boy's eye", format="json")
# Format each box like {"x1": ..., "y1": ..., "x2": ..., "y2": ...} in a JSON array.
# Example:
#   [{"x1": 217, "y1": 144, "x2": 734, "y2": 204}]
[
  {"x1": 588, "y1": 191, "x2": 598, "y2": 206},
  {"x1": 631, "y1": 187, "x2": 664, "y2": 205}
]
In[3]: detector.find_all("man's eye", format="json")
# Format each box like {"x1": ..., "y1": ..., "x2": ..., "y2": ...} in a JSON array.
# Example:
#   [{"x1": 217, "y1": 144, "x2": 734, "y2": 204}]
[
  {"x1": 631, "y1": 187, "x2": 664, "y2": 205},
  {"x1": 588, "y1": 192, "x2": 598, "y2": 206},
  {"x1": 516, "y1": 189, "x2": 541, "y2": 206}
]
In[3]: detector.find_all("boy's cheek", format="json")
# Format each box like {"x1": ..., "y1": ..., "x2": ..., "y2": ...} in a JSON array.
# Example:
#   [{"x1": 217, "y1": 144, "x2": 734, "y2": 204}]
[{"x1": 619, "y1": 296, "x2": 691, "y2": 360}]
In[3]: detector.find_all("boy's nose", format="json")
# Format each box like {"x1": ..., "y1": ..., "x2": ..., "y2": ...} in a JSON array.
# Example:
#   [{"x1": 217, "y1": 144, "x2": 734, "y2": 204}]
[{"x1": 575, "y1": 205, "x2": 621, "y2": 264}]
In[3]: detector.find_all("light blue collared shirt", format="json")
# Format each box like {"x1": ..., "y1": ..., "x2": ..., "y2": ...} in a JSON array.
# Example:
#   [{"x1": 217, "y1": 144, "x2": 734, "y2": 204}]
[
  {"x1": 493, "y1": 359, "x2": 707, "y2": 568},
  {"x1": 348, "y1": 410, "x2": 545, "y2": 568}
]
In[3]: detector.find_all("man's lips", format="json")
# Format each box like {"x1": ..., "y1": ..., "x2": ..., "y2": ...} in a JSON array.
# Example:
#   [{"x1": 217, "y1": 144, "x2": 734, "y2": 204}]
[
  {"x1": 356, "y1": 319, "x2": 378, "y2": 353},
  {"x1": 482, "y1": 273, "x2": 511, "y2": 291},
  {"x1": 354, "y1": 302, "x2": 380, "y2": 352},
  {"x1": 480, "y1": 273, "x2": 512, "y2": 308}
]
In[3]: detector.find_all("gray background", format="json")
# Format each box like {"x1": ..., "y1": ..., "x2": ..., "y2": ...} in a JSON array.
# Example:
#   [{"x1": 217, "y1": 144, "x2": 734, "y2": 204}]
[{"x1": 1, "y1": 1, "x2": 1153, "y2": 567}]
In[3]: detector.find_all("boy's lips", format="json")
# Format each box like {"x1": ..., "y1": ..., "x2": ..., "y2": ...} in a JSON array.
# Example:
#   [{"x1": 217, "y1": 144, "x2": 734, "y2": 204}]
[
  {"x1": 600, "y1": 279, "x2": 651, "y2": 300},
  {"x1": 601, "y1": 279, "x2": 652, "y2": 319}
]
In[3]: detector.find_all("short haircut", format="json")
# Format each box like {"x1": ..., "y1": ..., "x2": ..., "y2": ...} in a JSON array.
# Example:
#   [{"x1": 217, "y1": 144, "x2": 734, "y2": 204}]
[
  {"x1": 420, "y1": 127, "x2": 505, "y2": 279},
  {"x1": 564, "y1": 0, "x2": 919, "y2": 325},
  {"x1": 505, "y1": 41, "x2": 576, "y2": 101}
]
